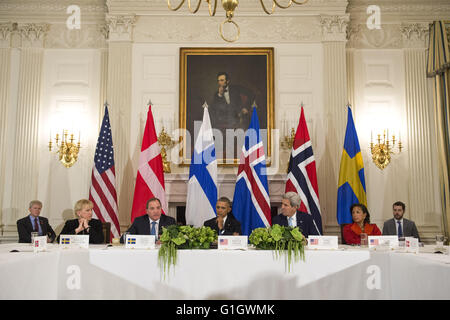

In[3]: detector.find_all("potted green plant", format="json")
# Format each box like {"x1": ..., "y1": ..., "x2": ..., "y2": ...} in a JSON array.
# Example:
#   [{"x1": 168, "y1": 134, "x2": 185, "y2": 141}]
[
  {"x1": 158, "y1": 225, "x2": 217, "y2": 277},
  {"x1": 249, "y1": 224, "x2": 307, "y2": 271}
]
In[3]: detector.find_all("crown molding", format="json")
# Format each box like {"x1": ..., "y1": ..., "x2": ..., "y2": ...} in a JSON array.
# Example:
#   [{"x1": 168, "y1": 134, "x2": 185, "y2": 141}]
[
  {"x1": 0, "y1": 0, "x2": 106, "y2": 24},
  {"x1": 107, "y1": 0, "x2": 348, "y2": 16},
  {"x1": 347, "y1": 0, "x2": 450, "y2": 24}
]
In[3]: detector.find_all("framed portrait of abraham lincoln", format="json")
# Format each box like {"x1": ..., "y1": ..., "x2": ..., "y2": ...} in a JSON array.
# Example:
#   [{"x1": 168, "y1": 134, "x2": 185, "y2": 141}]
[{"x1": 179, "y1": 47, "x2": 274, "y2": 166}]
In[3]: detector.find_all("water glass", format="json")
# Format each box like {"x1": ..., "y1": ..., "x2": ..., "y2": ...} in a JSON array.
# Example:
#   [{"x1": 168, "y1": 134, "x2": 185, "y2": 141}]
[
  {"x1": 360, "y1": 233, "x2": 368, "y2": 246},
  {"x1": 122, "y1": 232, "x2": 129, "y2": 244},
  {"x1": 31, "y1": 232, "x2": 38, "y2": 245}
]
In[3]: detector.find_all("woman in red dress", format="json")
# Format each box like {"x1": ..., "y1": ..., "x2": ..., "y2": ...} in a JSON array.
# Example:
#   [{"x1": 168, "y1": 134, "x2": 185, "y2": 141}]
[{"x1": 343, "y1": 203, "x2": 381, "y2": 245}]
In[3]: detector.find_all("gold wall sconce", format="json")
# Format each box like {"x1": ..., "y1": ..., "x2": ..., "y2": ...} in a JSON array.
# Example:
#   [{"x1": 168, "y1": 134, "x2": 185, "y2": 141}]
[
  {"x1": 158, "y1": 127, "x2": 175, "y2": 173},
  {"x1": 370, "y1": 130, "x2": 403, "y2": 170},
  {"x1": 48, "y1": 130, "x2": 81, "y2": 168},
  {"x1": 281, "y1": 127, "x2": 295, "y2": 150}
]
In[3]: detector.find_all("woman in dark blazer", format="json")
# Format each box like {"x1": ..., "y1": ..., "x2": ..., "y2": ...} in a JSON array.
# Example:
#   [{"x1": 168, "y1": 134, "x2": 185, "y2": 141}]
[{"x1": 58, "y1": 199, "x2": 104, "y2": 244}]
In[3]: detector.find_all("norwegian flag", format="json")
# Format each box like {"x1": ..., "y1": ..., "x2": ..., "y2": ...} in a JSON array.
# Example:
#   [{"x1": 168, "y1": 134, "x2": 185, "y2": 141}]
[
  {"x1": 285, "y1": 106, "x2": 322, "y2": 235},
  {"x1": 130, "y1": 103, "x2": 168, "y2": 222},
  {"x1": 89, "y1": 105, "x2": 121, "y2": 240},
  {"x1": 232, "y1": 107, "x2": 271, "y2": 236}
]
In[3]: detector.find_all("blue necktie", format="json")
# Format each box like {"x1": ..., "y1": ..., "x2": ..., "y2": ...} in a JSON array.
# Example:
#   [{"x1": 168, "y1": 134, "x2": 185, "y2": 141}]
[
  {"x1": 151, "y1": 221, "x2": 157, "y2": 236},
  {"x1": 397, "y1": 221, "x2": 403, "y2": 237},
  {"x1": 288, "y1": 217, "x2": 294, "y2": 227}
]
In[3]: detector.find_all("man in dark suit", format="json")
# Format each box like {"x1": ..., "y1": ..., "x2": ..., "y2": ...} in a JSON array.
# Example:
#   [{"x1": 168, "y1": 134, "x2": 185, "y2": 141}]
[
  {"x1": 272, "y1": 192, "x2": 320, "y2": 238},
  {"x1": 382, "y1": 201, "x2": 420, "y2": 241},
  {"x1": 204, "y1": 197, "x2": 241, "y2": 235},
  {"x1": 17, "y1": 200, "x2": 56, "y2": 243},
  {"x1": 210, "y1": 72, "x2": 255, "y2": 131},
  {"x1": 121, "y1": 197, "x2": 176, "y2": 243}
]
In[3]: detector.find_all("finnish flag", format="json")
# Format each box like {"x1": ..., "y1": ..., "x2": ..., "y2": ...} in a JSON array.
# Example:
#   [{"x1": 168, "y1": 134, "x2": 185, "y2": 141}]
[{"x1": 185, "y1": 103, "x2": 218, "y2": 227}]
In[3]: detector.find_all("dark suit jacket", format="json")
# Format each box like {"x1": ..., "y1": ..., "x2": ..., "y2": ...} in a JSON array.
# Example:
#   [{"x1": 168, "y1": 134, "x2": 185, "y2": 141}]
[
  {"x1": 121, "y1": 214, "x2": 176, "y2": 243},
  {"x1": 382, "y1": 218, "x2": 420, "y2": 241},
  {"x1": 58, "y1": 218, "x2": 104, "y2": 244},
  {"x1": 17, "y1": 215, "x2": 56, "y2": 243},
  {"x1": 272, "y1": 211, "x2": 320, "y2": 238},
  {"x1": 203, "y1": 213, "x2": 242, "y2": 235},
  {"x1": 211, "y1": 84, "x2": 255, "y2": 130}
]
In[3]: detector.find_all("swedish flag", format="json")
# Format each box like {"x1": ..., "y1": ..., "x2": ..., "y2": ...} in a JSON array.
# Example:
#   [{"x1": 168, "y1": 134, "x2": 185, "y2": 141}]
[
  {"x1": 337, "y1": 106, "x2": 367, "y2": 224},
  {"x1": 61, "y1": 238, "x2": 70, "y2": 244},
  {"x1": 127, "y1": 238, "x2": 136, "y2": 245}
]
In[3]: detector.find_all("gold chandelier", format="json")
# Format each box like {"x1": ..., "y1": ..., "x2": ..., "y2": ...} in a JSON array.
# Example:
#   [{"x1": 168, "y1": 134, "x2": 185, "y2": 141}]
[{"x1": 167, "y1": 0, "x2": 309, "y2": 42}]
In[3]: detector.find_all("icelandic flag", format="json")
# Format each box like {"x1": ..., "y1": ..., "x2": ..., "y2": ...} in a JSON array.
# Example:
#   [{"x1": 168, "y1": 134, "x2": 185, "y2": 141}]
[
  {"x1": 232, "y1": 107, "x2": 271, "y2": 236},
  {"x1": 185, "y1": 103, "x2": 218, "y2": 227},
  {"x1": 285, "y1": 106, "x2": 322, "y2": 235},
  {"x1": 337, "y1": 106, "x2": 367, "y2": 224}
]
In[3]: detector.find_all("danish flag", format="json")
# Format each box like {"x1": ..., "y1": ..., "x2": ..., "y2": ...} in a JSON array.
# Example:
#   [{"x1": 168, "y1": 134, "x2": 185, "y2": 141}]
[
  {"x1": 232, "y1": 107, "x2": 271, "y2": 236},
  {"x1": 285, "y1": 106, "x2": 322, "y2": 235},
  {"x1": 130, "y1": 103, "x2": 168, "y2": 222}
]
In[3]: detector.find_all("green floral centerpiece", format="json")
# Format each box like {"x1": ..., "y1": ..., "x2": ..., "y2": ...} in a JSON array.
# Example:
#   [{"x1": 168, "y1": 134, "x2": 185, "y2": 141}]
[
  {"x1": 249, "y1": 224, "x2": 307, "y2": 271},
  {"x1": 158, "y1": 225, "x2": 217, "y2": 276}
]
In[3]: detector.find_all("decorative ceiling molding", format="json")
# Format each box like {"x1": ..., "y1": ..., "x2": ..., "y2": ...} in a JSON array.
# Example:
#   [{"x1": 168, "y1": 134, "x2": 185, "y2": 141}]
[
  {"x1": 347, "y1": 0, "x2": 450, "y2": 24},
  {"x1": 107, "y1": 0, "x2": 348, "y2": 16}
]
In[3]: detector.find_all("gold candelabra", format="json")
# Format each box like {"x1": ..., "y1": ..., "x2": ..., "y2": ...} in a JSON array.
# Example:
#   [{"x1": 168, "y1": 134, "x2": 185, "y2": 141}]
[
  {"x1": 157, "y1": 127, "x2": 175, "y2": 173},
  {"x1": 370, "y1": 130, "x2": 402, "y2": 170},
  {"x1": 48, "y1": 130, "x2": 81, "y2": 168}
]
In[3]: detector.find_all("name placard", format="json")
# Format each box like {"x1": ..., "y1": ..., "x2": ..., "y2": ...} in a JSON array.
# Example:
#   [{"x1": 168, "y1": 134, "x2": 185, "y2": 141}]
[
  {"x1": 33, "y1": 236, "x2": 47, "y2": 252},
  {"x1": 405, "y1": 237, "x2": 419, "y2": 254},
  {"x1": 218, "y1": 236, "x2": 248, "y2": 250},
  {"x1": 368, "y1": 236, "x2": 399, "y2": 250},
  {"x1": 59, "y1": 235, "x2": 89, "y2": 249},
  {"x1": 125, "y1": 235, "x2": 155, "y2": 249},
  {"x1": 307, "y1": 236, "x2": 338, "y2": 250}
]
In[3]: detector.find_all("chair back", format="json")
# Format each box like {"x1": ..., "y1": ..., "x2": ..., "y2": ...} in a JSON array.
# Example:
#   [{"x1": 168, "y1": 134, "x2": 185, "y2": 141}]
[
  {"x1": 102, "y1": 222, "x2": 111, "y2": 244},
  {"x1": 340, "y1": 224, "x2": 348, "y2": 244}
]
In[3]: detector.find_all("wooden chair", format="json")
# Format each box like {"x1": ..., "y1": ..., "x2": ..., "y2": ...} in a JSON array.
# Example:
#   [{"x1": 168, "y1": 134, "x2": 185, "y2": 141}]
[
  {"x1": 102, "y1": 222, "x2": 111, "y2": 244},
  {"x1": 340, "y1": 224, "x2": 348, "y2": 245}
]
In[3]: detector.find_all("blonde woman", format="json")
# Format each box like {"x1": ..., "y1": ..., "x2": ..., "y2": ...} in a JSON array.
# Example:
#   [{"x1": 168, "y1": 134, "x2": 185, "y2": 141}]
[{"x1": 58, "y1": 199, "x2": 104, "y2": 244}]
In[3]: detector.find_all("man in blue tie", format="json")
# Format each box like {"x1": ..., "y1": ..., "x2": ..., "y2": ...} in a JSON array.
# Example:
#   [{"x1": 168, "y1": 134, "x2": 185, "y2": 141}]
[
  {"x1": 272, "y1": 192, "x2": 320, "y2": 238},
  {"x1": 121, "y1": 197, "x2": 176, "y2": 243},
  {"x1": 16, "y1": 200, "x2": 56, "y2": 243},
  {"x1": 382, "y1": 201, "x2": 420, "y2": 241}
]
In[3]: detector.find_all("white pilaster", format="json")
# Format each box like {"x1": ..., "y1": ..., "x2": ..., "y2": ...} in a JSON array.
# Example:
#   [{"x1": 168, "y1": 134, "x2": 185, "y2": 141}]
[
  {"x1": 320, "y1": 15, "x2": 349, "y2": 234},
  {"x1": 8, "y1": 24, "x2": 47, "y2": 234},
  {"x1": 106, "y1": 15, "x2": 136, "y2": 229},
  {"x1": 402, "y1": 23, "x2": 442, "y2": 242},
  {"x1": 0, "y1": 23, "x2": 14, "y2": 233}
]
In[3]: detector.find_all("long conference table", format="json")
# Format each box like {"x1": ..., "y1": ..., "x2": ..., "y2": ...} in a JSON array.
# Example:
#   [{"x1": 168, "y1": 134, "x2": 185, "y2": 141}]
[{"x1": 0, "y1": 242, "x2": 449, "y2": 300}]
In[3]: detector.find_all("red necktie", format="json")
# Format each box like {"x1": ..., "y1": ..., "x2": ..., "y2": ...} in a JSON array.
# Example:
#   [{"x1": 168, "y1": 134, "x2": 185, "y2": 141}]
[{"x1": 34, "y1": 218, "x2": 39, "y2": 233}]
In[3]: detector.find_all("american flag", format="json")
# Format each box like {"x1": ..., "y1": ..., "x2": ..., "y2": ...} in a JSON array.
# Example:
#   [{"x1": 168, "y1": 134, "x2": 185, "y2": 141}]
[
  {"x1": 310, "y1": 238, "x2": 319, "y2": 245},
  {"x1": 285, "y1": 106, "x2": 322, "y2": 235},
  {"x1": 89, "y1": 105, "x2": 121, "y2": 241},
  {"x1": 219, "y1": 238, "x2": 228, "y2": 245},
  {"x1": 370, "y1": 238, "x2": 379, "y2": 245},
  {"x1": 232, "y1": 107, "x2": 271, "y2": 236}
]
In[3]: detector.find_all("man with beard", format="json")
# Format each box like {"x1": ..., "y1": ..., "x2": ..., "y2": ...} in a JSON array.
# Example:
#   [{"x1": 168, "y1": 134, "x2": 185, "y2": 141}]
[{"x1": 382, "y1": 201, "x2": 420, "y2": 241}]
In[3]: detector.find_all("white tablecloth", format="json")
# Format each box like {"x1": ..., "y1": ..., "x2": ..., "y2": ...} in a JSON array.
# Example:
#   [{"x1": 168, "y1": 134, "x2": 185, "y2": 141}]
[{"x1": 1, "y1": 243, "x2": 449, "y2": 299}]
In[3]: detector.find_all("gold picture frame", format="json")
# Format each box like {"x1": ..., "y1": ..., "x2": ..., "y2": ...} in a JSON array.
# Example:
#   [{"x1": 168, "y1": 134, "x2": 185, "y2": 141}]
[{"x1": 179, "y1": 47, "x2": 274, "y2": 166}]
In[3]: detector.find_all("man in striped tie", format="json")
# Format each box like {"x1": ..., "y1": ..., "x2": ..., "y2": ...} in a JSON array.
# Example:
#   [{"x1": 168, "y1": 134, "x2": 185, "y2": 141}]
[{"x1": 272, "y1": 192, "x2": 320, "y2": 238}]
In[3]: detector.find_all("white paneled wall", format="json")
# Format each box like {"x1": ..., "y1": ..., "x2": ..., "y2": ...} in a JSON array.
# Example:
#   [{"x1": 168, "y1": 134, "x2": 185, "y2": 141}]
[{"x1": 38, "y1": 49, "x2": 101, "y2": 234}]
